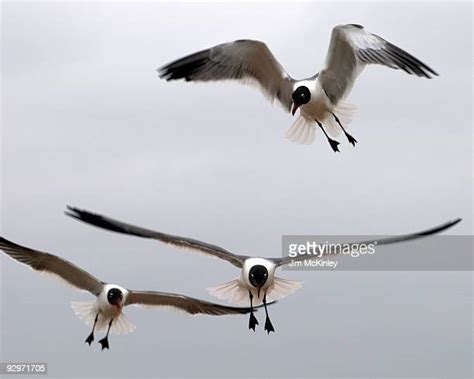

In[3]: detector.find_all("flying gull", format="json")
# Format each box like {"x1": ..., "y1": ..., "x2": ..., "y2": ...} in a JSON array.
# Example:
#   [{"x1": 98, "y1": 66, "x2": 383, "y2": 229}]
[
  {"x1": 158, "y1": 24, "x2": 438, "y2": 152},
  {"x1": 66, "y1": 206, "x2": 459, "y2": 333},
  {"x1": 0, "y1": 237, "x2": 267, "y2": 349}
]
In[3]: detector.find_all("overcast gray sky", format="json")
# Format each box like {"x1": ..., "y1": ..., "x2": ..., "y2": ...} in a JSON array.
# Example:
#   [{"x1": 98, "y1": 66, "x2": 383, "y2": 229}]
[{"x1": 1, "y1": 1, "x2": 472, "y2": 378}]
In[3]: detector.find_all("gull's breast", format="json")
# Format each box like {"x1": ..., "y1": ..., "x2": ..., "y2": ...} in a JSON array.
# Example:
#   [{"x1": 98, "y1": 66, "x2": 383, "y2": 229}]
[{"x1": 301, "y1": 81, "x2": 335, "y2": 120}]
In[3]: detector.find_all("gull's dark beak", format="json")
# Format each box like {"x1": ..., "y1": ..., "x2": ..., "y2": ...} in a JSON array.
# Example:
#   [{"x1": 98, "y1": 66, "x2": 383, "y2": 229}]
[
  {"x1": 257, "y1": 287, "x2": 261, "y2": 299},
  {"x1": 291, "y1": 103, "x2": 300, "y2": 116},
  {"x1": 113, "y1": 296, "x2": 123, "y2": 311}
]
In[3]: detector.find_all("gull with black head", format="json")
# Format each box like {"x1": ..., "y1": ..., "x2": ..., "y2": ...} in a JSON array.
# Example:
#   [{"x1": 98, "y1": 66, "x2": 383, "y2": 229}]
[
  {"x1": 66, "y1": 206, "x2": 460, "y2": 334},
  {"x1": 0, "y1": 237, "x2": 266, "y2": 349},
  {"x1": 158, "y1": 24, "x2": 437, "y2": 152}
]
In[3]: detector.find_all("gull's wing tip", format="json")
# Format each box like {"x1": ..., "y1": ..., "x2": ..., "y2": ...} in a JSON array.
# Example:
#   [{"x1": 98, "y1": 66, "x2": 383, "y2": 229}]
[
  {"x1": 64, "y1": 210, "x2": 78, "y2": 219},
  {"x1": 435, "y1": 217, "x2": 462, "y2": 233},
  {"x1": 450, "y1": 217, "x2": 462, "y2": 226},
  {"x1": 156, "y1": 66, "x2": 169, "y2": 79},
  {"x1": 64, "y1": 206, "x2": 95, "y2": 221},
  {"x1": 64, "y1": 205, "x2": 81, "y2": 217}
]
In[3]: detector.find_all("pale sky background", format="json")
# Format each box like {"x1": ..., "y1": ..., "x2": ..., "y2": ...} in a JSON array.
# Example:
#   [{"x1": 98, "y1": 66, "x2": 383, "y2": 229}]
[{"x1": 1, "y1": 1, "x2": 472, "y2": 378}]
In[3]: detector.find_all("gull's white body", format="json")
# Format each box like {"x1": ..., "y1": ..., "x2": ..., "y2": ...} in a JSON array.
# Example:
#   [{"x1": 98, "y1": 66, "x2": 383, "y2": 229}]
[
  {"x1": 297, "y1": 79, "x2": 332, "y2": 120},
  {"x1": 287, "y1": 79, "x2": 357, "y2": 144},
  {"x1": 71, "y1": 284, "x2": 136, "y2": 335},
  {"x1": 208, "y1": 257, "x2": 302, "y2": 306}
]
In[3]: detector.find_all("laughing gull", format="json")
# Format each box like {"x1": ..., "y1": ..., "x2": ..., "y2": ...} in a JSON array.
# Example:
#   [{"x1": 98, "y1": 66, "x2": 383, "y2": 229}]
[
  {"x1": 158, "y1": 24, "x2": 437, "y2": 152},
  {"x1": 66, "y1": 206, "x2": 460, "y2": 333},
  {"x1": 0, "y1": 237, "x2": 266, "y2": 349}
]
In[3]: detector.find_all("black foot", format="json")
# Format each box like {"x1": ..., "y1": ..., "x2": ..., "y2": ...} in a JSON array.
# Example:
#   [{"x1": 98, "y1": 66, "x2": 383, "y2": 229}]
[
  {"x1": 248, "y1": 313, "x2": 259, "y2": 331},
  {"x1": 345, "y1": 133, "x2": 357, "y2": 147},
  {"x1": 264, "y1": 317, "x2": 275, "y2": 334},
  {"x1": 98, "y1": 337, "x2": 109, "y2": 350},
  {"x1": 85, "y1": 333, "x2": 94, "y2": 345},
  {"x1": 328, "y1": 138, "x2": 340, "y2": 153}
]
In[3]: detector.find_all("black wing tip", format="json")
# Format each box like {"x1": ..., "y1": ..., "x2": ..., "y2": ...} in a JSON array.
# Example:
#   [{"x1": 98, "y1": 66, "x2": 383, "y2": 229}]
[
  {"x1": 156, "y1": 66, "x2": 174, "y2": 81},
  {"x1": 156, "y1": 66, "x2": 186, "y2": 81},
  {"x1": 65, "y1": 205, "x2": 136, "y2": 237},
  {"x1": 428, "y1": 67, "x2": 440, "y2": 77},
  {"x1": 445, "y1": 217, "x2": 462, "y2": 228},
  {"x1": 0, "y1": 237, "x2": 26, "y2": 252},
  {"x1": 383, "y1": 41, "x2": 440, "y2": 79},
  {"x1": 439, "y1": 217, "x2": 462, "y2": 230},
  {"x1": 156, "y1": 49, "x2": 211, "y2": 82},
  {"x1": 420, "y1": 217, "x2": 463, "y2": 236},
  {"x1": 65, "y1": 205, "x2": 96, "y2": 217},
  {"x1": 420, "y1": 66, "x2": 439, "y2": 79},
  {"x1": 65, "y1": 205, "x2": 84, "y2": 218},
  {"x1": 0, "y1": 236, "x2": 12, "y2": 245},
  {"x1": 65, "y1": 205, "x2": 104, "y2": 224}
]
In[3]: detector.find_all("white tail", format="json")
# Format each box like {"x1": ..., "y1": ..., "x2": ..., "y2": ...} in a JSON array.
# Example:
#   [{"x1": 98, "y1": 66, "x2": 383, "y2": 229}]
[
  {"x1": 207, "y1": 279, "x2": 249, "y2": 306},
  {"x1": 286, "y1": 102, "x2": 357, "y2": 143},
  {"x1": 207, "y1": 277, "x2": 303, "y2": 306},
  {"x1": 266, "y1": 277, "x2": 303, "y2": 302},
  {"x1": 71, "y1": 301, "x2": 136, "y2": 335},
  {"x1": 286, "y1": 116, "x2": 316, "y2": 144},
  {"x1": 324, "y1": 102, "x2": 357, "y2": 138}
]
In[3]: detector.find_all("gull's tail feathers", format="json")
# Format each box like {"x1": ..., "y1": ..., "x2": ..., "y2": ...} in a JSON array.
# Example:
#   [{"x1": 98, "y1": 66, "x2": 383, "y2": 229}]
[
  {"x1": 324, "y1": 102, "x2": 357, "y2": 138},
  {"x1": 207, "y1": 277, "x2": 302, "y2": 306},
  {"x1": 286, "y1": 102, "x2": 356, "y2": 143},
  {"x1": 266, "y1": 277, "x2": 303, "y2": 302},
  {"x1": 110, "y1": 313, "x2": 136, "y2": 335},
  {"x1": 71, "y1": 301, "x2": 136, "y2": 335},
  {"x1": 286, "y1": 116, "x2": 316, "y2": 145},
  {"x1": 207, "y1": 279, "x2": 250, "y2": 306}
]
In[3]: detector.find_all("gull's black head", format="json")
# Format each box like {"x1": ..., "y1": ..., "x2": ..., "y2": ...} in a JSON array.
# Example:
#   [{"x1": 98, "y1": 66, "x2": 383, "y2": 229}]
[
  {"x1": 249, "y1": 265, "x2": 269, "y2": 289},
  {"x1": 291, "y1": 86, "x2": 311, "y2": 116},
  {"x1": 107, "y1": 288, "x2": 123, "y2": 307}
]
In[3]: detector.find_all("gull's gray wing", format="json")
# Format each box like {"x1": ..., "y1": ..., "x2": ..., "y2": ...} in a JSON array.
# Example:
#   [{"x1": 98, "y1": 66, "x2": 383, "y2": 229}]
[
  {"x1": 320, "y1": 24, "x2": 438, "y2": 104},
  {"x1": 0, "y1": 237, "x2": 104, "y2": 295},
  {"x1": 65, "y1": 206, "x2": 247, "y2": 268},
  {"x1": 158, "y1": 39, "x2": 294, "y2": 112},
  {"x1": 273, "y1": 218, "x2": 462, "y2": 267},
  {"x1": 125, "y1": 290, "x2": 271, "y2": 315}
]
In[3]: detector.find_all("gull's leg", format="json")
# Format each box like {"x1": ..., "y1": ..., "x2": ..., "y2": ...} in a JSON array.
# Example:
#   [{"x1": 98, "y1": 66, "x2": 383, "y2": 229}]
[
  {"x1": 248, "y1": 290, "x2": 259, "y2": 331},
  {"x1": 85, "y1": 314, "x2": 99, "y2": 346},
  {"x1": 332, "y1": 112, "x2": 357, "y2": 146},
  {"x1": 263, "y1": 294, "x2": 275, "y2": 334},
  {"x1": 98, "y1": 318, "x2": 113, "y2": 350},
  {"x1": 315, "y1": 119, "x2": 340, "y2": 153}
]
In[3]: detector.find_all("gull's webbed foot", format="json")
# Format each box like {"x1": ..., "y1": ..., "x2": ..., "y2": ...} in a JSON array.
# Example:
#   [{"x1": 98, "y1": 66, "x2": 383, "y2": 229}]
[
  {"x1": 85, "y1": 333, "x2": 94, "y2": 346},
  {"x1": 249, "y1": 313, "x2": 259, "y2": 331},
  {"x1": 264, "y1": 317, "x2": 275, "y2": 334},
  {"x1": 98, "y1": 337, "x2": 110, "y2": 351}
]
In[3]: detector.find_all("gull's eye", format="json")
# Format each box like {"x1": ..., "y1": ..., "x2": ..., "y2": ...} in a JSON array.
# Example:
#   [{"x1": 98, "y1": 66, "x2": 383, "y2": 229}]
[{"x1": 250, "y1": 273, "x2": 255, "y2": 277}]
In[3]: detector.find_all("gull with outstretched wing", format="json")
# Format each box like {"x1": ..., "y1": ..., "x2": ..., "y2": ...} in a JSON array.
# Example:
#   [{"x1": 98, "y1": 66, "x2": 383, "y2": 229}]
[
  {"x1": 158, "y1": 24, "x2": 438, "y2": 152},
  {"x1": 66, "y1": 206, "x2": 460, "y2": 334},
  {"x1": 0, "y1": 237, "x2": 266, "y2": 349}
]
